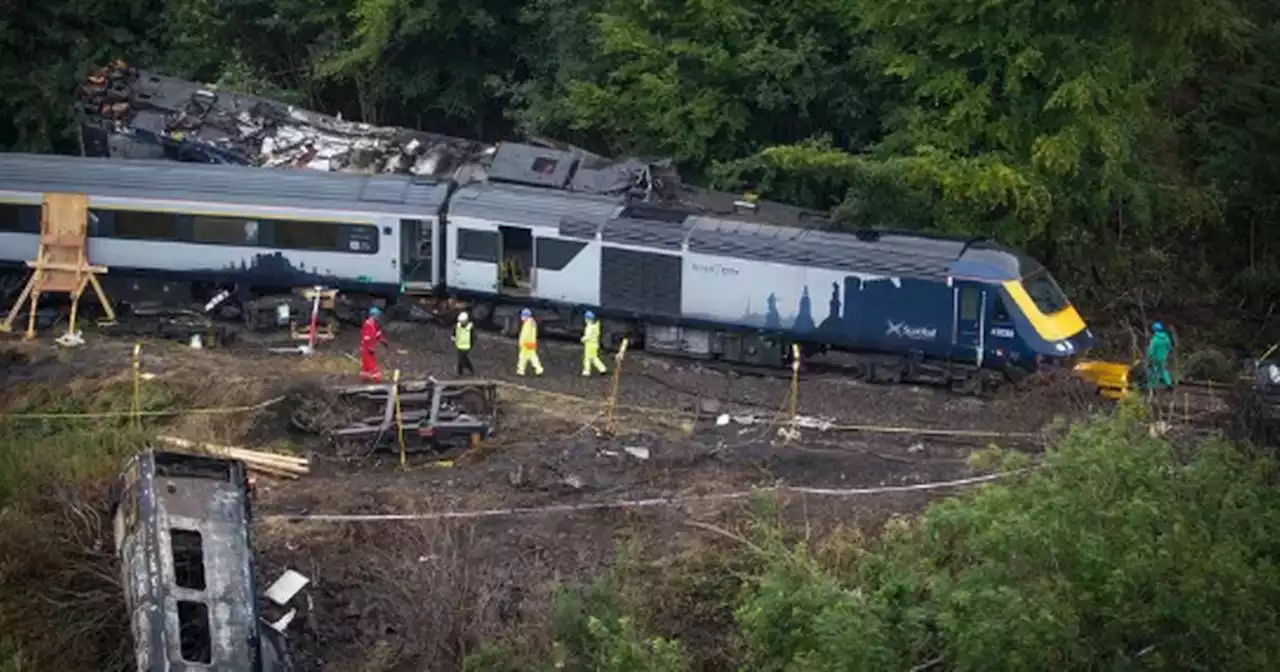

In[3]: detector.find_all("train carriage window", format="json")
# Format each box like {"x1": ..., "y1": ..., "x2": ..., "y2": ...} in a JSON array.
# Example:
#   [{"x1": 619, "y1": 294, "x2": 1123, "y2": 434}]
[
  {"x1": 457, "y1": 229, "x2": 499, "y2": 262},
  {"x1": 0, "y1": 203, "x2": 40, "y2": 233},
  {"x1": 192, "y1": 215, "x2": 259, "y2": 246},
  {"x1": 273, "y1": 219, "x2": 342, "y2": 251},
  {"x1": 342, "y1": 224, "x2": 379, "y2": 254},
  {"x1": 177, "y1": 600, "x2": 213, "y2": 664},
  {"x1": 170, "y1": 529, "x2": 207, "y2": 591},
  {"x1": 113, "y1": 210, "x2": 179, "y2": 240},
  {"x1": 534, "y1": 238, "x2": 587, "y2": 271}
]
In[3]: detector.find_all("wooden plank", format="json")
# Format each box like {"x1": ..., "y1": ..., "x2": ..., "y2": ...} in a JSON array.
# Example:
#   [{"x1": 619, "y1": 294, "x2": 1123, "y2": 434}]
[
  {"x1": 24, "y1": 261, "x2": 108, "y2": 273},
  {"x1": 39, "y1": 193, "x2": 90, "y2": 295}
]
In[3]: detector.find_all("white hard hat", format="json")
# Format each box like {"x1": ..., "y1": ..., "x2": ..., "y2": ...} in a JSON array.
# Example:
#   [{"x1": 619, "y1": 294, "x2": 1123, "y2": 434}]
[{"x1": 457, "y1": 311, "x2": 469, "y2": 323}]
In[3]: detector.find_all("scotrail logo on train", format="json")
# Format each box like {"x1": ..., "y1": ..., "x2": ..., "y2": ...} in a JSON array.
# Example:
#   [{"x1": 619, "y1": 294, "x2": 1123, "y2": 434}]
[{"x1": 885, "y1": 320, "x2": 938, "y2": 341}]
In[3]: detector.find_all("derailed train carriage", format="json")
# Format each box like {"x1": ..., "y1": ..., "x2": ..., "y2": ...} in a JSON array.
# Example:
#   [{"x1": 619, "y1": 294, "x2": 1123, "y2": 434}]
[
  {"x1": 0, "y1": 149, "x2": 1094, "y2": 389},
  {"x1": 110, "y1": 450, "x2": 292, "y2": 671}
]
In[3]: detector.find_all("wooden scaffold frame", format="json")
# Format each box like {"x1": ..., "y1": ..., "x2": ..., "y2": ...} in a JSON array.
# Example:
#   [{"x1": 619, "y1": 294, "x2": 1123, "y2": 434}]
[{"x1": 0, "y1": 192, "x2": 116, "y2": 341}]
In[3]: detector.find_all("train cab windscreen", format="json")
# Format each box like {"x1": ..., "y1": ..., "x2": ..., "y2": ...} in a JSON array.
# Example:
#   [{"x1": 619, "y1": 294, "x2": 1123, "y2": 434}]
[{"x1": 1022, "y1": 269, "x2": 1070, "y2": 315}]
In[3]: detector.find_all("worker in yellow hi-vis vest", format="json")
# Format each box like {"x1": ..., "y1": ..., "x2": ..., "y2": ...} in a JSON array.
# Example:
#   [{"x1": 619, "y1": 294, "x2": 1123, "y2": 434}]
[
  {"x1": 516, "y1": 308, "x2": 544, "y2": 376},
  {"x1": 452, "y1": 311, "x2": 476, "y2": 377},
  {"x1": 580, "y1": 310, "x2": 607, "y2": 377}
]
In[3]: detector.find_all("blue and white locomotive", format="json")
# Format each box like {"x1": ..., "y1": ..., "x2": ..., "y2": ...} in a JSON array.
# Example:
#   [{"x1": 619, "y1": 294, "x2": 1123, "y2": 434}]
[{"x1": 0, "y1": 147, "x2": 1093, "y2": 388}]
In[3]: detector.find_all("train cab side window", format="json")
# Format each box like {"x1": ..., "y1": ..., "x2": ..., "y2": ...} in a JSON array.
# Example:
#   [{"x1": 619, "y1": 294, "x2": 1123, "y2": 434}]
[
  {"x1": 960, "y1": 287, "x2": 981, "y2": 320},
  {"x1": 170, "y1": 529, "x2": 207, "y2": 591},
  {"x1": 0, "y1": 203, "x2": 40, "y2": 233},
  {"x1": 192, "y1": 215, "x2": 259, "y2": 246},
  {"x1": 992, "y1": 295, "x2": 1012, "y2": 323},
  {"x1": 177, "y1": 600, "x2": 213, "y2": 664},
  {"x1": 114, "y1": 210, "x2": 179, "y2": 240},
  {"x1": 274, "y1": 219, "x2": 341, "y2": 251}
]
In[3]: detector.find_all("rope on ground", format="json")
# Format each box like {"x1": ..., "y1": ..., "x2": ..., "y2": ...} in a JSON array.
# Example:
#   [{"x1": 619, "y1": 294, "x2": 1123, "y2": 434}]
[
  {"x1": 259, "y1": 469, "x2": 1031, "y2": 523},
  {"x1": 0, "y1": 395, "x2": 286, "y2": 421},
  {"x1": 487, "y1": 378, "x2": 1038, "y2": 440}
]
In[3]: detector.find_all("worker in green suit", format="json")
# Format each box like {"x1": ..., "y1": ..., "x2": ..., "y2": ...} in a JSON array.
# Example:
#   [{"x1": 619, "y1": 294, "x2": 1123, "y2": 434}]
[{"x1": 1146, "y1": 321, "x2": 1174, "y2": 390}]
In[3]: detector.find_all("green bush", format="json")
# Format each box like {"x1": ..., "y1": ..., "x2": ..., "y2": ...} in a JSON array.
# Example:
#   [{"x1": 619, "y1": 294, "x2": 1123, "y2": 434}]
[{"x1": 735, "y1": 414, "x2": 1280, "y2": 671}]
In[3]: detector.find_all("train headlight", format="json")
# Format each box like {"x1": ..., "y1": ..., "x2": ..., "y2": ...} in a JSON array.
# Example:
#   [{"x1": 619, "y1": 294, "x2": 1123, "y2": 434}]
[{"x1": 1054, "y1": 342, "x2": 1068, "y2": 352}]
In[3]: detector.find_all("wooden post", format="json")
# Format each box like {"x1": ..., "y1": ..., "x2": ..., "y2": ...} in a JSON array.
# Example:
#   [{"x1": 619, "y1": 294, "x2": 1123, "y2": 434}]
[
  {"x1": 393, "y1": 369, "x2": 406, "y2": 468},
  {"x1": 788, "y1": 344, "x2": 801, "y2": 441},
  {"x1": 132, "y1": 343, "x2": 142, "y2": 430},
  {"x1": 1, "y1": 193, "x2": 115, "y2": 340},
  {"x1": 603, "y1": 339, "x2": 630, "y2": 437}
]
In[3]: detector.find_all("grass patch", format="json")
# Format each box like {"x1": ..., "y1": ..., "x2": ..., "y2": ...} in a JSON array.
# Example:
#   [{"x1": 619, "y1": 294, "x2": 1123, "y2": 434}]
[{"x1": 0, "y1": 371, "x2": 181, "y2": 671}]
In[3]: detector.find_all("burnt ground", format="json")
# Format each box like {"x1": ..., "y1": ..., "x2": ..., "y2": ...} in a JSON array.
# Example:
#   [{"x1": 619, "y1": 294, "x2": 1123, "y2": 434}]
[{"x1": 0, "y1": 321, "x2": 1097, "y2": 671}]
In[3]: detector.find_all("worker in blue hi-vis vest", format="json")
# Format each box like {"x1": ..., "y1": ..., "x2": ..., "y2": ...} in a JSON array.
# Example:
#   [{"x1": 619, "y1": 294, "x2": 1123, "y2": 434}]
[
  {"x1": 580, "y1": 311, "x2": 608, "y2": 377},
  {"x1": 1146, "y1": 321, "x2": 1174, "y2": 390}
]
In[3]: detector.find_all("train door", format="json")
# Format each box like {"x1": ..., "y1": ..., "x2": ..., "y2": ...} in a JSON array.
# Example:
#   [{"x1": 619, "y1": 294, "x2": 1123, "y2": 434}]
[
  {"x1": 951, "y1": 282, "x2": 986, "y2": 366},
  {"x1": 399, "y1": 219, "x2": 436, "y2": 291},
  {"x1": 497, "y1": 225, "x2": 534, "y2": 296}
]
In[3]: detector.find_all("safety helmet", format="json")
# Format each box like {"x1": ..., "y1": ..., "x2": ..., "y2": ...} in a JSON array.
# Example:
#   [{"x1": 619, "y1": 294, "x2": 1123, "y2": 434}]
[
  {"x1": 369, "y1": 306, "x2": 382, "y2": 317},
  {"x1": 458, "y1": 312, "x2": 469, "y2": 323},
  {"x1": 520, "y1": 308, "x2": 532, "y2": 319},
  {"x1": 584, "y1": 310, "x2": 595, "y2": 321},
  {"x1": 1152, "y1": 321, "x2": 1164, "y2": 332}
]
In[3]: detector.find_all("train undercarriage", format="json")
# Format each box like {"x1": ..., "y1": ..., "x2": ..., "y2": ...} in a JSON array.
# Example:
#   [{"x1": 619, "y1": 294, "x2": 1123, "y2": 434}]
[
  {"x1": 455, "y1": 297, "x2": 1011, "y2": 397},
  {"x1": 3, "y1": 267, "x2": 1224, "y2": 404}
]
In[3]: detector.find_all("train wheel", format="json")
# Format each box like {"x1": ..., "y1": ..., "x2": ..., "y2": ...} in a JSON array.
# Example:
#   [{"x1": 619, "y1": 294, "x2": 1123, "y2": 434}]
[
  {"x1": 500, "y1": 313, "x2": 520, "y2": 338},
  {"x1": 951, "y1": 372, "x2": 980, "y2": 396},
  {"x1": 470, "y1": 303, "x2": 494, "y2": 327}
]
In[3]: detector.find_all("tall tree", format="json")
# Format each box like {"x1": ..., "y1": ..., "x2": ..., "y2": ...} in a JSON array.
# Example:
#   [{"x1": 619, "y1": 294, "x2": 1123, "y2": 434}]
[
  {"x1": 0, "y1": 1, "x2": 169, "y2": 152},
  {"x1": 720, "y1": 0, "x2": 1243, "y2": 262},
  {"x1": 507, "y1": 0, "x2": 888, "y2": 180}
]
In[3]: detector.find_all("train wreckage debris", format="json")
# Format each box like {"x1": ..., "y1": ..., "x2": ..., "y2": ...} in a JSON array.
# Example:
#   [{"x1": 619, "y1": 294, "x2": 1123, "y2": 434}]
[{"x1": 289, "y1": 378, "x2": 498, "y2": 452}]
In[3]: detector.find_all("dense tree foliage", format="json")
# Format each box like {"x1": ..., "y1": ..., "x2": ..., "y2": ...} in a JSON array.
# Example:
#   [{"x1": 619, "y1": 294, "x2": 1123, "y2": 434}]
[{"x1": 2, "y1": 0, "x2": 1278, "y2": 342}]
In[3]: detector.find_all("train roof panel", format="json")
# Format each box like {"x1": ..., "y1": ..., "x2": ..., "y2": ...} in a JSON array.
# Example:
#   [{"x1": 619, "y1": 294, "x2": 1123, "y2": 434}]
[
  {"x1": 563, "y1": 207, "x2": 1034, "y2": 281},
  {"x1": 449, "y1": 181, "x2": 624, "y2": 228},
  {"x1": 0, "y1": 152, "x2": 452, "y2": 215}
]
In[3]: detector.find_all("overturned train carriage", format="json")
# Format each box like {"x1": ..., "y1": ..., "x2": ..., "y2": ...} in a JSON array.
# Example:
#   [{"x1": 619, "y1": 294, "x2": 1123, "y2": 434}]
[{"x1": 110, "y1": 450, "x2": 291, "y2": 671}]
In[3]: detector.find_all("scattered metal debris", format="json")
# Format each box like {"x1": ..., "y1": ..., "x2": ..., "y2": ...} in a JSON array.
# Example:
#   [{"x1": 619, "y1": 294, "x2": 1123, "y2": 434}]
[
  {"x1": 73, "y1": 61, "x2": 834, "y2": 224},
  {"x1": 77, "y1": 61, "x2": 494, "y2": 180},
  {"x1": 289, "y1": 378, "x2": 498, "y2": 453}
]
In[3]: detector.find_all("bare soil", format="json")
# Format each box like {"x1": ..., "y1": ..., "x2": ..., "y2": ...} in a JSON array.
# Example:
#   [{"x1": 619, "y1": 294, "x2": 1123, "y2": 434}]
[{"x1": 0, "y1": 322, "x2": 1094, "y2": 671}]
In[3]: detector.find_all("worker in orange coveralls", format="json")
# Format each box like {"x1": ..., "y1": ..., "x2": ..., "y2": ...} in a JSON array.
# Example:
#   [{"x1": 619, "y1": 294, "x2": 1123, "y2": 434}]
[{"x1": 359, "y1": 306, "x2": 388, "y2": 382}]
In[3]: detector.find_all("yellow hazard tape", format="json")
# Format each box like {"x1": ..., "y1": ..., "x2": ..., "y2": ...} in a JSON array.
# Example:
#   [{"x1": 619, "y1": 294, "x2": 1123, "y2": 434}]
[
  {"x1": 0, "y1": 375, "x2": 1035, "y2": 441},
  {"x1": 0, "y1": 395, "x2": 285, "y2": 421}
]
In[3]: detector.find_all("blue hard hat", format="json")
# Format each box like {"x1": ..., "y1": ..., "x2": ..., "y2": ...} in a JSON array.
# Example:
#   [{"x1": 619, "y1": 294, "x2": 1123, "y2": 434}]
[
  {"x1": 584, "y1": 310, "x2": 595, "y2": 320},
  {"x1": 369, "y1": 306, "x2": 382, "y2": 317},
  {"x1": 1152, "y1": 321, "x2": 1163, "y2": 332},
  {"x1": 520, "y1": 308, "x2": 532, "y2": 318}
]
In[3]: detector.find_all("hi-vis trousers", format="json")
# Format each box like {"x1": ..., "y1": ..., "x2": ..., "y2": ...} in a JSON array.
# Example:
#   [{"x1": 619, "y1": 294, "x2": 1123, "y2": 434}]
[
  {"x1": 517, "y1": 345, "x2": 544, "y2": 376},
  {"x1": 582, "y1": 343, "x2": 607, "y2": 376}
]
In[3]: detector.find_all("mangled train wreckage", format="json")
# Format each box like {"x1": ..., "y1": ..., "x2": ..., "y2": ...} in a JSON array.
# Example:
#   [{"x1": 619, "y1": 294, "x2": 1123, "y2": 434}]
[
  {"x1": 111, "y1": 450, "x2": 293, "y2": 671},
  {"x1": 0, "y1": 64, "x2": 1096, "y2": 390}
]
